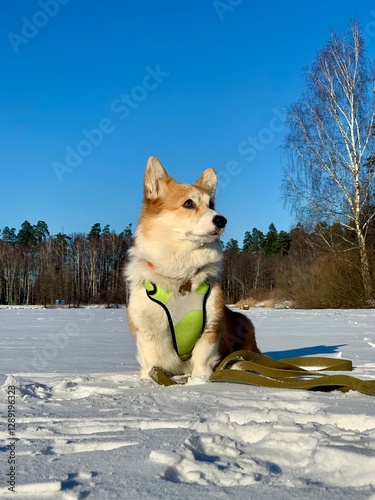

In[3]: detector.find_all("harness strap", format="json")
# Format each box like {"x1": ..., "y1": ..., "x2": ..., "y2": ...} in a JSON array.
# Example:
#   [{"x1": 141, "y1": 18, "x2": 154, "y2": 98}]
[
  {"x1": 144, "y1": 280, "x2": 210, "y2": 360},
  {"x1": 148, "y1": 349, "x2": 375, "y2": 396}
]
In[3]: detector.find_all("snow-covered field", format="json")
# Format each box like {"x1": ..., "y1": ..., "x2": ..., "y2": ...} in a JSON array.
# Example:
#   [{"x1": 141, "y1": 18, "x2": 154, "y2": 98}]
[{"x1": 1, "y1": 307, "x2": 375, "y2": 499}]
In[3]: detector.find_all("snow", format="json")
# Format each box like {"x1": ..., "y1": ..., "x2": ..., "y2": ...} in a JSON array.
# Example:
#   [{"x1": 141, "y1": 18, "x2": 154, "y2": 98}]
[{"x1": 1, "y1": 307, "x2": 375, "y2": 499}]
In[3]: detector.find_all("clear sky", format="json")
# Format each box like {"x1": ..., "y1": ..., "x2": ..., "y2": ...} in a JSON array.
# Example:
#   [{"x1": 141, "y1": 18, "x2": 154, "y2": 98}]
[{"x1": 2, "y1": 0, "x2": 375, "y2": 244}]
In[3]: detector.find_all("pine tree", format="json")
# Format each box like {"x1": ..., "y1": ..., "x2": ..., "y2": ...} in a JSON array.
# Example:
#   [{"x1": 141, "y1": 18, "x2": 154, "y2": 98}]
[
  {"x1": 250, "y1": 228, "x2": 265, "y2": 254},
  {"x1": 88, "y1": 223, "x2": 101, "y2": 239},
  {"x1": 34, "y1": 221, "x2": 50, "y2": 243},
  {"x1": 264, "y1": 223, "x2": 278, "y2": 256},
  {"x1": 17, "y1": 221, "x2": 36, "y2": 247},
  {"x1": 242, "y1": 231, "x2": 253, "y2": 252},
  {"x1": 1, "y1": 227, "x2": 17, "y2": 243},
  {"x1": 277, "y1": 230, "x2": 292, "y2": 255}
]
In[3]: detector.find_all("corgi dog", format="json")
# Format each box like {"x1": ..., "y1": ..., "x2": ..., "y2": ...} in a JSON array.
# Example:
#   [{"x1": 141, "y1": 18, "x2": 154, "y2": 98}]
[{"x1": 126, "y1": 156, "x2": 260, "y2": 380}]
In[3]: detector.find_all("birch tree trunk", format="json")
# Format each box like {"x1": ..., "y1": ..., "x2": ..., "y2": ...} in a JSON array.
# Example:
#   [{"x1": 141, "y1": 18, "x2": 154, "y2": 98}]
[{"x1": 283, "y1": 21, "x2": 375, "y2": 300}]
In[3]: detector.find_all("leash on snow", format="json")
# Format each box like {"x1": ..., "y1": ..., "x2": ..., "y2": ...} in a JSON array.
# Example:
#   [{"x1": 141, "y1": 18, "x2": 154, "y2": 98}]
[{"x1": 148, "y1": 350, "x2": 375, "y2": 396}]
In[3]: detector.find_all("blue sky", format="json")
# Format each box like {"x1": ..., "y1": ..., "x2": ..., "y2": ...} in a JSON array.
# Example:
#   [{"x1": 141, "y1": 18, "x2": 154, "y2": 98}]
[{"x1": 2, "y1": 1, "x2": 375, "y2": 245}]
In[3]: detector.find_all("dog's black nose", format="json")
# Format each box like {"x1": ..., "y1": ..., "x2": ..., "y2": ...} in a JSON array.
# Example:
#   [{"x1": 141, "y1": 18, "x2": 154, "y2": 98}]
[{"x1": 213, "y1": 215, "x2": 227, "y2": 229}]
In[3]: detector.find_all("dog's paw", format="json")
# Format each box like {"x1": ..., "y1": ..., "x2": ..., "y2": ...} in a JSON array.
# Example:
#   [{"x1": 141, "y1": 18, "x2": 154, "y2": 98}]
[
  {"x1": 140, "y1": 369, "x2": 154, "y2": 381},
  {"x1": 191, "y1": 365, "x2": 214, "y2": 380},
  {"x1": 186, "y1": 374, "x2": 210, "y2": 386}
]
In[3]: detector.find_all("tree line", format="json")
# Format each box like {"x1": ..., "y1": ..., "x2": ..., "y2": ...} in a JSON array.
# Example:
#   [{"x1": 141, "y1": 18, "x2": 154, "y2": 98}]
[
  {"x1": 0, "y1": 221, "x2": 132, "y2": 306},
  {"x1": 222, "y1": 222, "x2": 375, "y2": 308},
  {"x1": 1, "y1": 219, "x2": 374, "y2": 308}
]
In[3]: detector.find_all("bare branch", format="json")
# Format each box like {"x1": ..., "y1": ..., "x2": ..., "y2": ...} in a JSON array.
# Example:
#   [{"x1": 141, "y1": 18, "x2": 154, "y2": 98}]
[{"x1": 283, "y1": 20, "x2": 375, "y2": 298}]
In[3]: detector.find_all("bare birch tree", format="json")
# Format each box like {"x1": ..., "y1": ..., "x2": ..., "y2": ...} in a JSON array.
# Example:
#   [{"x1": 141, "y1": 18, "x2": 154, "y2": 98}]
[{"x1": 283, "y1": 20, "x2": 375, "y2": 300}]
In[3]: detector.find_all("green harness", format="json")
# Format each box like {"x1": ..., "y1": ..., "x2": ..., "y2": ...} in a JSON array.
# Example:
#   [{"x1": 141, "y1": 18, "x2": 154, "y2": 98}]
[{"x1": 144, "y1": 280, "x2": 211, "y2": 360}]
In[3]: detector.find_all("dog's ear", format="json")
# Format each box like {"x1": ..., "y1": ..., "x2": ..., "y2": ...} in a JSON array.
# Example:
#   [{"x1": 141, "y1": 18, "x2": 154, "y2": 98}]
[
  {"x1": 144, "y1": 156, "x2": 170, "y2": 200},
  {"x1": 194, "y1": 168, "x2": 218, "y2": 198}
]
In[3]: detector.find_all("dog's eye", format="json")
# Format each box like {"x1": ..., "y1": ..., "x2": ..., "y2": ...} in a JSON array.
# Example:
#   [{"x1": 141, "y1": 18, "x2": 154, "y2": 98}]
[
  {"x1": 209, "y1": 199, "x2": 215, "y2": 210},
  {"x1": 183, "y1": 199, "x2": 195, "y2": 209}
]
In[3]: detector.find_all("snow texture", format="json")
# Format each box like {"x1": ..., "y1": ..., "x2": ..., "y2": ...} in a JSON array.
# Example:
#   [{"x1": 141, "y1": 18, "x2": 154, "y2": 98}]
[{"x1": 0, "y1": 307, "x2": 375, "y2": 499}]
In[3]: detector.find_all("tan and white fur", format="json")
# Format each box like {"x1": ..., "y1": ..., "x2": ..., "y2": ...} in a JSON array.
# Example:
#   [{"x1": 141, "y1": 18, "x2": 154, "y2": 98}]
[{"x1": 126, "y1": 156, "x2": 260, "y2": 380}]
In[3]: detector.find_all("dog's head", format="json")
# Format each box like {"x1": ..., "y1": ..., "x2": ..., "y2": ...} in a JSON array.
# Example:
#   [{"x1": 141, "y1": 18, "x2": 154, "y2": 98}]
[{"x1": 139, "y1": 156, "x2": 227, "y2": 246}]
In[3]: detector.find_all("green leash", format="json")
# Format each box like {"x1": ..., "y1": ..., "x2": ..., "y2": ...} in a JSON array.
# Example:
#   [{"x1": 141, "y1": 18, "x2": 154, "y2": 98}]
[{"x1": 148, "y1": 350, "x2": 375, "y2": 396}]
